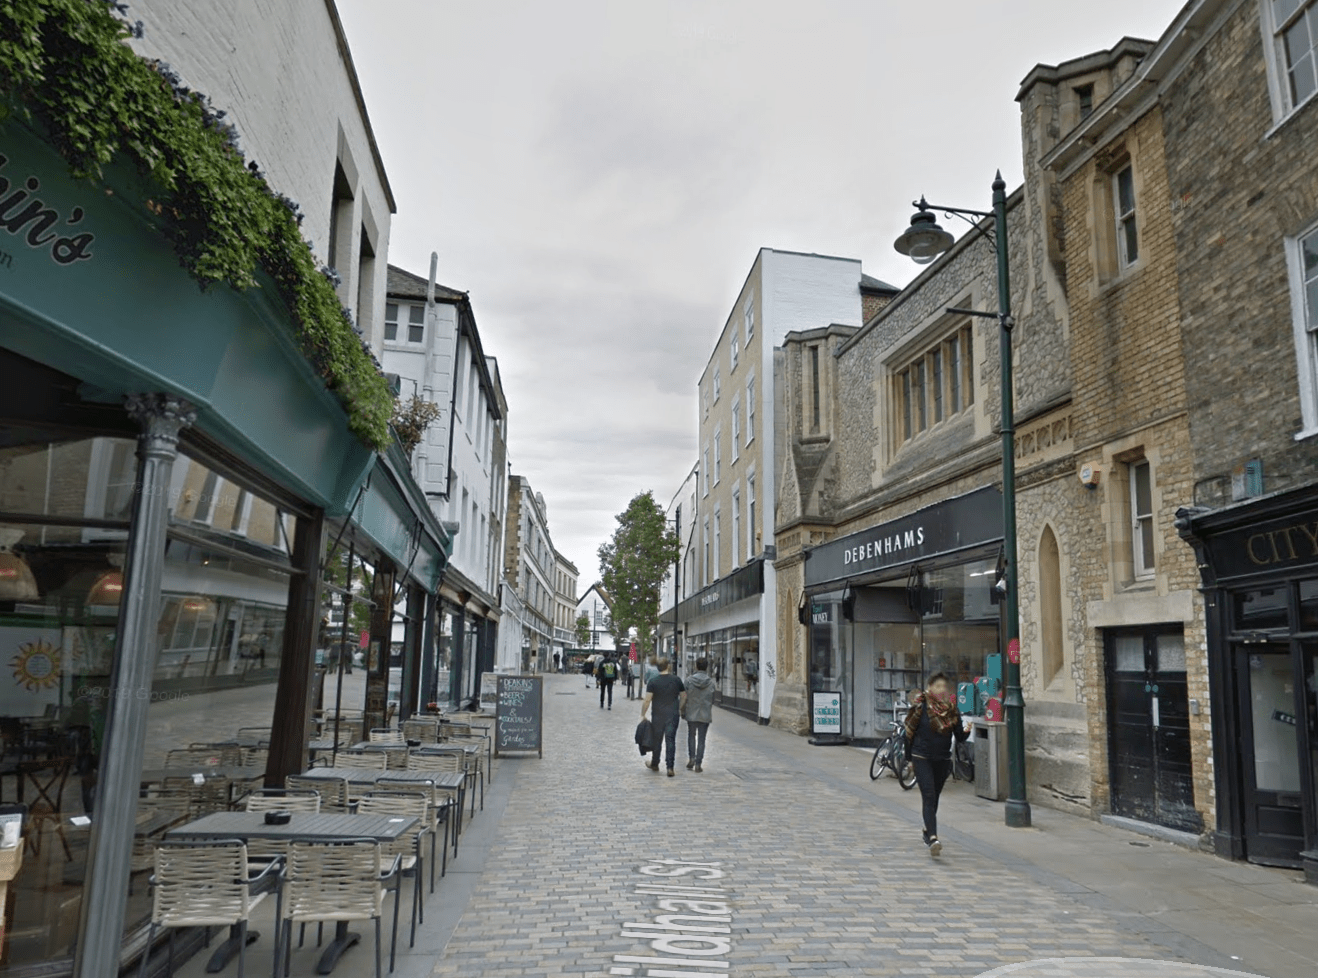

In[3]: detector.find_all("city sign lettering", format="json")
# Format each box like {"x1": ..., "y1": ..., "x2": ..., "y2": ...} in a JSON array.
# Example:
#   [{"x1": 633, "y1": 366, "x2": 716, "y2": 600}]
[
  {"x1": 700, "y1": 591, "x2": 720, "y2": 607},
  {"x1": 1201, "y1": 505, "x2": 1318, "y2": 582},
  {"x1": 1245, "y1": 520, "x2": 1318, "y2": 567},
  {"x1": 0, "y1": 154, "x2": 96, "y2": 265}
]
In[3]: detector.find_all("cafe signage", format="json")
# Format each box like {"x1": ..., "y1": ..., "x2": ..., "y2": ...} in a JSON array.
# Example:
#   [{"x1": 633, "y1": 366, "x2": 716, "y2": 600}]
[
  {"x1": 804, "y1": 486, "x2": 1002, "y2": 587},
  {"x1": 0, "y1": 153, "x2": 96, "y2": 266},
  {"x1": 1201, "y1": 504, "x2": 1318, "y2": 581}
]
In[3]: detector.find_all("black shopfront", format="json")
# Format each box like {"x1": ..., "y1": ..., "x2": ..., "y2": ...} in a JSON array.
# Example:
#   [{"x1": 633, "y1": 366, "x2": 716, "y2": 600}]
[
  {"x1": 1179, "y1": 488, "x2": 1318, "y2": 882},
  {"x1": 802, "y1": 487, "x2": 1003, "y2": 744}
]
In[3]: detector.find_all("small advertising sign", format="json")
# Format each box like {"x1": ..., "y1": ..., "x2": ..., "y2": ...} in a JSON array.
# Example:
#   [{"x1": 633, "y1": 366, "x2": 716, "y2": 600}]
[{"x1": 811, "y1": 691, "x2": 842, "y2": 735}]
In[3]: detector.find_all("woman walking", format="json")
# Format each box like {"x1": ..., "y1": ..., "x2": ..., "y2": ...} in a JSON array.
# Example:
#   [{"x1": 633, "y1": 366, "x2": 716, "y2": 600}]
[{"x1": 903, "y1": 672, "x2": 970, "y2": 857}]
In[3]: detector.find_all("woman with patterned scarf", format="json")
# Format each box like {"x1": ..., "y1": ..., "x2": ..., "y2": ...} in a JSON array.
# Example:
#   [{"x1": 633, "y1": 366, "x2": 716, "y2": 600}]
[{"x1": 903, "y1": 672, "x2": 970, "y2": 857}]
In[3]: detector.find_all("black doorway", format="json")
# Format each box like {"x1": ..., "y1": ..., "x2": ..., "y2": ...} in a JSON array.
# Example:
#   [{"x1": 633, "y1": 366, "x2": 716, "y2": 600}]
[
  {"x1": 1105, "y1": 625, "x2": 1200, "y2": 832},
  {"x1": 1234, "y1": 643, "x2": 1311, "y2": 867}
]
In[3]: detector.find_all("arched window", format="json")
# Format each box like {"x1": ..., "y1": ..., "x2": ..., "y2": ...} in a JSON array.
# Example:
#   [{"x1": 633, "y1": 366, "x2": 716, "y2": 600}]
[{"x1": 1039, "y1": 525, "x2": 1064, "y2": 686}]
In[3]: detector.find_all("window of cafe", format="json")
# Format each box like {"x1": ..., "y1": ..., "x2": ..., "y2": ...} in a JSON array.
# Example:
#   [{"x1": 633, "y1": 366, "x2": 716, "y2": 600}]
[{"x1": 0, "y1": 435, "x2": 301, "y2": 975}]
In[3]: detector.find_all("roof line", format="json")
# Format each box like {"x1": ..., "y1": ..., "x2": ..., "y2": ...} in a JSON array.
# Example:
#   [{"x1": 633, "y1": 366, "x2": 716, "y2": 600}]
[{"x1": 324, "y1": 0, "x2": 397, "y2": 214}]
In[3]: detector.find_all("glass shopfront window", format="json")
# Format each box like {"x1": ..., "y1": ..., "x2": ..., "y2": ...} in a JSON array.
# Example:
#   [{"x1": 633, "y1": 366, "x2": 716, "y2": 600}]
[
  {"x1": 919, "y1": 559, "x2": 999, "y2": 689},
  {"x1": 806, "y1": 555, "x2": 1000, "y2": 743},
  {"x1": 688, "y1": 623, "x2": 759, "y2": 716},
  {"x1": 0, "y1": 439, "x2": 300, "y2": 974}
]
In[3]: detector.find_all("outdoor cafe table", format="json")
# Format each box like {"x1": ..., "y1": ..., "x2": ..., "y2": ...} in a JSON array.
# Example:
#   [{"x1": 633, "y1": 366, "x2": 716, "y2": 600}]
[
  {"x1": 300, "y1": 766, "x2": 468, "y2": 837},
  {"x1": 167, "y1": 810, "x2": 418, "y2": 974},
  {"x1": 139, "y1": 766, "x2": 257, "y2": 783},
  {"x1": 348, "y1": 743, "x2": 481, "y2": 817}
]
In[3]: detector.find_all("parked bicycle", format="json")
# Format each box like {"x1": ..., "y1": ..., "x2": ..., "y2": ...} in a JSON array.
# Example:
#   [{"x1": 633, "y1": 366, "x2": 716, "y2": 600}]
[{"x1": 869, "y1": 719, "x2": 917, "y2": 789}]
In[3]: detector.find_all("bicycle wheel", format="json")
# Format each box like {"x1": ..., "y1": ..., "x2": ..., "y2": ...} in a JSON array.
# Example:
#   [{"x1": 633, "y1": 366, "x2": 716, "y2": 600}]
[
  {"x1": 894, "y1": 741, "x2": 918, "y2": 790},
  {"x1": 870, "y1": 741, "x2": 891, "y2": 781},
  {"x1": 955, "y1": 742, "x2": 975, "y2": 783}
]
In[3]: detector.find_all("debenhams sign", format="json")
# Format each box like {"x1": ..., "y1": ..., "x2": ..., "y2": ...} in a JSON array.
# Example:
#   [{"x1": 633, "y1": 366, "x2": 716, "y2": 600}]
[{"x1": 804, "y1": 486, "x2": 1002, "y2": 587}]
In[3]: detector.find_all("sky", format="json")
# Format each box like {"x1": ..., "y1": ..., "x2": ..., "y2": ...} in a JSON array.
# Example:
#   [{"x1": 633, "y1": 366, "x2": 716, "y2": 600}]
[{"x1": 337, "y1": 0, "x2": 1187, "y2": 584}]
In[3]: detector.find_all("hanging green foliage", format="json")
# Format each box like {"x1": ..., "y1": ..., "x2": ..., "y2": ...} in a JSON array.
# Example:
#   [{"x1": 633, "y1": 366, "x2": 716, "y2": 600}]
[{"x1": 0, "y1": 0, "x2": 395, "y2": 449}]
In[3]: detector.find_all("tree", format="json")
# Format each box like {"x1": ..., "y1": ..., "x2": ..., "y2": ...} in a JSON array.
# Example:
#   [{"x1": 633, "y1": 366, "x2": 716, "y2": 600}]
[
  {"x1": 597, "y1": 491, "x2": 680, "y2": 656},
  {"x1": 574, "y1": 613, "x2": 591, "y2": 648}
]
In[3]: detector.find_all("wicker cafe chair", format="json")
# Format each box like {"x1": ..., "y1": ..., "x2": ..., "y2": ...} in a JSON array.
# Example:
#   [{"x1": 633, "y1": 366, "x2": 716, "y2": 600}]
[
  {"x1": 129, "y1": 789, "x2": 191, "y2": 895},
  {"x1": 244, "y1": 789, "x2": 320, "y2": 813},
  {"x1": 162, "y1": 776, "x2": 231, "y2": 820},
  {"x1": 285, "y1": 774, "x2": 350, "y2": 813},
  {"x1": 277, "y1": 840, "x2": 400, "y2": 978},
  {"x1": 356, "y1": 793, "x2": 430, "y2": 962},
  {"x1": 243, "y1": 789, "x2": 320, "y2": 872},
  {"x1": 377, "y1": 778, "x2": 453, "y2": 888},
  {"x1": 332, "y1": 750, "x2": 387, "y2": 771},
  {"x1": 137, "y1": 839, "x2": 279, "y2": 978},
  {"x1": 401, "y1": 719, "x2": 439, "y2": 744},
  {"x1": 242, "y1": 747, "x2": 268, "y2": 769},
  {"x1": 404, "y1": 753, "x2": 463, "y2": 856},
  {"x1": 368, "y1": 728, "x2": 404, "y2": 744},
  {"x1": 170, "y1": 744, "x2": 243, "y2": 767}
]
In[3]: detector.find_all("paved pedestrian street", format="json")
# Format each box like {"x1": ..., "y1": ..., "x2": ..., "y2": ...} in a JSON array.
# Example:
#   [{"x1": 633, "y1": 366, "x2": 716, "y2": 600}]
[{"x1": 416, "y1": 674, "x2": 1318, "y2": 978}]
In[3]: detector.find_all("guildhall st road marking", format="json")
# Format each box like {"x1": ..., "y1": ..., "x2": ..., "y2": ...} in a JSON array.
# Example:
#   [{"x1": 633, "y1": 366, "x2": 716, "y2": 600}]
[{"x1": 610, "y1": 860, "x2": 735, "y2": 978}]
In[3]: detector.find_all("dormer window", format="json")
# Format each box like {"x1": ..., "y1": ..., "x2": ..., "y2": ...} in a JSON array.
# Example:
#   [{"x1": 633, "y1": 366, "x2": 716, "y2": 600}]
[{"x1": 1076, "y1": 83, "x2": 1094, "y2": 120}]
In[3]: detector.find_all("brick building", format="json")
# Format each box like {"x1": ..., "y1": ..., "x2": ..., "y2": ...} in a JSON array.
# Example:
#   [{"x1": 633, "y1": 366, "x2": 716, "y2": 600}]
[{"x1": 1154, "y1": 0, "x2": 1318, "y2": 881}]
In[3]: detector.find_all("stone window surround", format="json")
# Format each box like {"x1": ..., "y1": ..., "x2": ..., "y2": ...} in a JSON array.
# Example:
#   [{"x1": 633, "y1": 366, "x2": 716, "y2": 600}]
[
  {"x1": 1259, "y1": 0, "x2": 1318, "y2": 125},
  {"x1": 1103, "y1": 441, "x2": 1166, "y2": 594},
  {"x1": 1090, "y1": 143, "x2": 1144, "y2": 289},
  {"x1": 879, "y1": 302, "x2": 982, "y2": 459},
  {"x1": 713, "y1": 425, "x2": 723, "y2": 486},
  {"x1": 1286, "y1": 215, "x2": 1318, "y2": 439}
]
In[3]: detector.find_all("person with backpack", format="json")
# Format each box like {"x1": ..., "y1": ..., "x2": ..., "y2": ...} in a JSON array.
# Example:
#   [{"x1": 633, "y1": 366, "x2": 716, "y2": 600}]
[
  {"x1": 903, "y1": 671, "x2": 970, "y2": 858},
  {"x1": 596, "y1": 653, "x2": 619, "y2": 709}
]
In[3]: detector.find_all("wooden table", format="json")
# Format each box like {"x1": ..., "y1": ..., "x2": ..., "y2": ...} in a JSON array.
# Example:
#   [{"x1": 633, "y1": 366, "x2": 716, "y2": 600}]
[{"x1": 168, "y1": 811, "x2": 418, "y2": 974}]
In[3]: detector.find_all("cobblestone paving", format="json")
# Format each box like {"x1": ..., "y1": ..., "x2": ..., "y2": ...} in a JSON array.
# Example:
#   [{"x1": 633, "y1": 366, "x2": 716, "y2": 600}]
[{"x1": 427, "y1": 675, "x2": 1232, "y2": 978}]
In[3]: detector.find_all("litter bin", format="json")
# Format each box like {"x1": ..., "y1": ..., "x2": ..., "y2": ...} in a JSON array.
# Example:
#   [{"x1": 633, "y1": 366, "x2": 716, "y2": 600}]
[{"x1": 972, "y1": 718, "x2": 1008, "y2": 801}]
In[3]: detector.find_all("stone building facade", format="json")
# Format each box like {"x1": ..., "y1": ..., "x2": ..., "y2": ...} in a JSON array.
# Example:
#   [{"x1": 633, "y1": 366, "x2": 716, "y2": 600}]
[
  {"x1": 1023, "y1": 38, "x2": 1208, "y2": 832},
  {"x1": 1158, "y1": 0, "x2": 1318, "y2": 878}
]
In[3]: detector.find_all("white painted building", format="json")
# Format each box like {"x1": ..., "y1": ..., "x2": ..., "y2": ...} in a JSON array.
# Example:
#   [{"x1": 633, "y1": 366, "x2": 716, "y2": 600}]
[
  {"x1": 576, "y1": 584, "x2": 619, "y2": 654},
  {"x1": 658, "y1": 463, "x2": 699, "y2": 664},
  {"x1": 685, "y1": 249, "x2": 880, "y2": 722},
  {"x1": 128, "y1": 0, "x2": 395, "y2": 355},
  {"x1": 381, "y1": 262, "x2": 507, "y2": 705}
]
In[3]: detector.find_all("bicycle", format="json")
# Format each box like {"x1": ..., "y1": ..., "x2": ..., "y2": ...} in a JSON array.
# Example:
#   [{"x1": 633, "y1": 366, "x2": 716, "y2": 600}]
[{"x1": 869, "y1": 719, "x2": 917, "y2": 789}]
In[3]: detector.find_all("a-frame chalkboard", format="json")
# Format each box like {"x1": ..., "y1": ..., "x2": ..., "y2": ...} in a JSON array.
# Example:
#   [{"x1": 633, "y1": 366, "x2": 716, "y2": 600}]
[{"x1": 494, "y1": 675, "x2": 543, "y2": 757}]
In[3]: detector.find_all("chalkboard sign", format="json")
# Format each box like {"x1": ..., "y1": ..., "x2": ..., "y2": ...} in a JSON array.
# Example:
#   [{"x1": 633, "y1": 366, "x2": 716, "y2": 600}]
[{"x1": 495, "y1": 675, "x2": 543, "y2": 757}]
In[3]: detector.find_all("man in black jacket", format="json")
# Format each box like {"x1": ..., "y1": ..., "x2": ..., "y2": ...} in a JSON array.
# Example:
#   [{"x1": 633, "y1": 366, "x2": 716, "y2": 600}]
[
  {"x1": 640, "y1": 658, "x2": 685, "y2": 776},
  {"x1": 596, "y1": 653, "x2": 619, "y2": 709}
]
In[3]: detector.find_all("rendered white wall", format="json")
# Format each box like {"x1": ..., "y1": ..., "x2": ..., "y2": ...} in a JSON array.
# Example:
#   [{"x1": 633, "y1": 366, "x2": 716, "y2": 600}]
[{"x1": 128, "y1": 0, "x2": 393, "y2": 355}]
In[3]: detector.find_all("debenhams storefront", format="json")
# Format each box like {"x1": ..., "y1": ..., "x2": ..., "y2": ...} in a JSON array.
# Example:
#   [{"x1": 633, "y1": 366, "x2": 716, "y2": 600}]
[{"x1": 801, "y1": 487, "x2": 1003, "y2": 744}]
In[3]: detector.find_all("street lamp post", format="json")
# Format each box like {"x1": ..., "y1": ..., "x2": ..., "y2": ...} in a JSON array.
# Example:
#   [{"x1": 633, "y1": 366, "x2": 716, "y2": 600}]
[{"x1": 894, "y1": 172, "x2": 1031, "y2": 828}]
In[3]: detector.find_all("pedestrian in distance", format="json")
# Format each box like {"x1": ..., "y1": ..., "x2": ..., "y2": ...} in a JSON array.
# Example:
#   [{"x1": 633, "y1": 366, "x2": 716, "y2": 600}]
[
  {"x1": 640, "y1": 657, "x2": 685, "y2": 776},
  {"x1": 597, "y1": 652, "x2": 618, "y2": 709},
  {"x1": 622, "y1": 656, "x2": 635, "y2": 699},
  {"x1": 553, "y1": 651, "x2": 560, "y2": 673},
  {"x1": 682, "y1": 656, "x2": 716, "y2": 772},
  {"x1": 904, "y1": 671, "x2": 970, "y2": 858},
  {"x1": 643, "y1": 656, "x2": 660, "y2": 687}
]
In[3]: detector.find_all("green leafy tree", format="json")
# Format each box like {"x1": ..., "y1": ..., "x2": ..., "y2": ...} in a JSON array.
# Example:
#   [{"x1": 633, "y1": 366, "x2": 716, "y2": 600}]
[
  {"x1": 597, "y1": 492, "x2": 679, "y2": 655},
  {"x1": 574, "y1": 613, "x2": 591, "y2": 649}
]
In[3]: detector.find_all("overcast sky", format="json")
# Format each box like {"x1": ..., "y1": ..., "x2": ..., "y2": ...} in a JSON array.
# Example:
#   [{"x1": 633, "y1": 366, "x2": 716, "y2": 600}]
[{"x1": 338, "y1": 0, "x2": 1186, "y2": 584}]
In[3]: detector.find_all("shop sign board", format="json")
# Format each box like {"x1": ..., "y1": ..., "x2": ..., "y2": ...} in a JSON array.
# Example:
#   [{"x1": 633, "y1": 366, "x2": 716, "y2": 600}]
[
  {"x1": 804, "y1": 487, "x2": 1002, "y2": 587},
  {"x1": 1199, "y1": 503, "x2": 1318, "y2": 582},
  {"x1": 811, "y1": 691, "x2": 842, "y2": 735}
]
